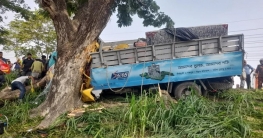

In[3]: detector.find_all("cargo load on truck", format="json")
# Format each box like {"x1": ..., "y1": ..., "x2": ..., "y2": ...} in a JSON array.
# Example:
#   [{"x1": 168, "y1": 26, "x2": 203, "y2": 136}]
[{"x1": 146, "y1": 24, "x2": 228, "y2": 45}]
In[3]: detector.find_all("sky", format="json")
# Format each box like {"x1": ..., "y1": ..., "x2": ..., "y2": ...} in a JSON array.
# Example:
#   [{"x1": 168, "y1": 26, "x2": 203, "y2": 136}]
[{"x1": 1, "y1": 0, "x2": 263, "y2": 88}]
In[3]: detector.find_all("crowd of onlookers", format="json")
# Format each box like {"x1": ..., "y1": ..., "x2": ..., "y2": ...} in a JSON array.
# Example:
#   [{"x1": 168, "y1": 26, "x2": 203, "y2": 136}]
[{"x1": 0, "y1": 51, "x2": 57, "y2": 101}]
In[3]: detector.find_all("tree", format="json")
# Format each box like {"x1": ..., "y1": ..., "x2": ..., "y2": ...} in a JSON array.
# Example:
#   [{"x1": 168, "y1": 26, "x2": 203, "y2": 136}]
[
  {"x1": 31, "y1": 0, "x2": 174, "y2": 129},
  {"x1": 3, "y1": 11, "x2": 56, "y2": 57},
  {"x1": 0, "y1": 0, "x2": 31, "y2": 45}
]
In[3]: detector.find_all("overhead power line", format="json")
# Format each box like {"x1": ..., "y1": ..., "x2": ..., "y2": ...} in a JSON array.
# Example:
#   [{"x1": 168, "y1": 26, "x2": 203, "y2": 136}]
[
  {"x1": 245, "y1": 36, "x2": 263, "y2": 39},
  {"x1": 245, "y1": 34, "x2": 263, "y2": 36},
  {"x1": 229, "y1": 28, "x2": 263, "y2": 33},
  {"x1": 246, "y1": 42, "x2": 263, "y2": 44},
  {"x1": 102, "y1": 27, "x2": 263, "y2": 36},
  {"x1": 226, "y1": 17, "x2": 263, "y2": 23},
  {"x1": 245, "y1": 40, "x2": 263, "y2": 43},
  {"x1": 245, "y1": 47, "x2": 263, "y2": 49}
]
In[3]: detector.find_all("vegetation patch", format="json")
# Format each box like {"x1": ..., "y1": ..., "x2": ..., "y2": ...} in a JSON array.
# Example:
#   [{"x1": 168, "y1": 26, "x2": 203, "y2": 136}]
[{"x1": 0, "y1": 88, "x2": 262, "y2": 137}]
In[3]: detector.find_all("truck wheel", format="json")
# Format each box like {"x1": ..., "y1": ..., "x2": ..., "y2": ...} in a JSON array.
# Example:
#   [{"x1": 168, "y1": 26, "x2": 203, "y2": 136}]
[
  {"x1": 208, "y1": 82, "x2": 233, "y2": 91},
  {"x1": 174, "y1": 82, "x2": 202, "y2": 99}
]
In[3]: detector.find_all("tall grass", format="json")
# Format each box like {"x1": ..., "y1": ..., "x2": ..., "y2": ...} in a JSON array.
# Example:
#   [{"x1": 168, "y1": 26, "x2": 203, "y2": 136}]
[
  {"x1": 48, "y1": 90, "x2": 254, "y2": 138},
  {"x1": 114, "y1": 93, "x2": 251, "y2": 138},
  {"x1": 0, "y1": 87, "x2": 259, "y2": 138},
  {"x1": 0, "y1": 93, "x2": 43, "y2": 137}
]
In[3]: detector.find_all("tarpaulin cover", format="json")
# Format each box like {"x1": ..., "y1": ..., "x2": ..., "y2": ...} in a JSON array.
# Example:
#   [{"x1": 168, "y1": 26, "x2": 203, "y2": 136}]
[
  {"x1": 164, "y1": 28, "x2": 199, "y2": 41},
  {"x1": 146, "y1": 24, "x2": 228, "y2": 45},
  {"x1": 0, "y1": 60, "x2": 10, "y2": 74}
]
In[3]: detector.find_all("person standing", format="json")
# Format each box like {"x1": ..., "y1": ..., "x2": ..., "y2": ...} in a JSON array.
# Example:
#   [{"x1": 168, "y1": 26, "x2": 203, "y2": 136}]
[
  {"x1": 14, "y1": 58, "x2": 22, "y2": 77},
  {"x1": 22, "y1": 53, "x2": 34, "y2": 76},
  {"x1": 48, "y1": 51, "x2": 57, "y2": 69},
  {"x1": 0, "y1": 52, "x2": 7, "y2": 63},
  {"x1": 240, "y1": 67, "x2": 246, "y2": 89},
  {"x1": 31, "y1": 58, "x2": 44, "y2": 79},
  {"x1": 0, "y1": 70, "x2": 5, "y2": 87},
  {"x1": 255, "y1": 59, "x2": 263, "y2": 89},
  {"x1": 14, "y1": 58, "x2": 22, "y2": 71},
  {"x1": 243, "y1": 60, "x2": 254, "y2": 89},
  {"x1": 7, "y1": 60, "x2": 13, "y2": 69},
  {"x1": 11, "y1": 76, "x2": 34, "y2": 101},
  {"x1": 0, "y1": 52, "x2": 7, "y2": 86},
  {"x1": 41, "y1": 55, "x2": 47, "y2": 78}
]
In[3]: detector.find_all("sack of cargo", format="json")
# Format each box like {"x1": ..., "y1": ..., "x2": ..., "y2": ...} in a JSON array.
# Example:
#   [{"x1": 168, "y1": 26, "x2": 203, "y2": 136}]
[
  {"x1": 102, "y1": 46, "x2": 113, "y2": 51},
  {"x1": 0, "y1": 60, "x2": 10, "y2": 74},
  {"x1": 134, "y1": 38, "x2": 147, "y2": 47},
  {"x1": 134, "y1": 41, "x2": 147, "y2": 47},
  {"x1": 114, "y1": 44, "x2": 129, "y2": 50}
]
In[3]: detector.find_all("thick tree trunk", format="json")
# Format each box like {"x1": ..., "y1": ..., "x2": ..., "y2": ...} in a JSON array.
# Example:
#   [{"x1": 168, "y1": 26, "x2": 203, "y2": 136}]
[
  {"x1": 30, "y1": 53, "x2": 86, "y2": 128},
  {"x1": 33, "y1": 0, "x2": 115, "y2": 128}
]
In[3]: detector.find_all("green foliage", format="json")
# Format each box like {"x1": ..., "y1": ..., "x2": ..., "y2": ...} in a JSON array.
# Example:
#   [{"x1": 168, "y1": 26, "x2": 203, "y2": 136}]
[
  {"x1": 2, "y1": 89, "x2": 263, "y2": 137},
  {"x1": 0, "y1": 0, "x2": 31, "y2": 45},
  {"x1": 113, "y1": 0, "x2": 174, "y2": 28},
  {"x1": 0, "y1": 27, "x2": 8, "y2": 45},
  {"x1": 38, "y1": 91, "x2": 259, "y2": 137},
  {"x1": 0, "y1": 0, "x2": 31, "y2": 22},
  {"x1": 108, "y1": 93, "x2": 251, "y2": 138},
  {"x1": 4, "y1": 71, "x2": 19, "y2": 86},
  {"x1": 36, "y1": 0, "x2": 174, "y2": 28},
  {"x1": 2, "y1": 10, "x2": 56, "y2": 57},
  {"x1": 0, "y1": 93, "x2": 43, "y2": 138}
]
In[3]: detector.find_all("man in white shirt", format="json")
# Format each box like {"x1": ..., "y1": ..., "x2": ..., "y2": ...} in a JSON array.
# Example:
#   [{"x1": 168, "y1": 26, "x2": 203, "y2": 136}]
[
  {"x1": 240, "y1": 68, "x2": 246, "y2": 89},
  {"x1": 11, "y1": 76, "x2": 34, "y2": 100},
  {"x1": 243, "y1": 60, "x2": 254, "y2": 89}
]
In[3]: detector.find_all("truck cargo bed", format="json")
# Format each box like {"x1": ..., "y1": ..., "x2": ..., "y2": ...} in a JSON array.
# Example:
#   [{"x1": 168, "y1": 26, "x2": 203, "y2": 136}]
[{"x1": 90, "y1": 34, "x2": 244, "y2": 90}]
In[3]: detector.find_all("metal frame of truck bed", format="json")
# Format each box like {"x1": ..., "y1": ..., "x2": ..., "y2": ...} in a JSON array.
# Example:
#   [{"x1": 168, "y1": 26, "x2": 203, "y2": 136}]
[{"x1": 90, "y1": 34, "x2": 244, "y2": 69}]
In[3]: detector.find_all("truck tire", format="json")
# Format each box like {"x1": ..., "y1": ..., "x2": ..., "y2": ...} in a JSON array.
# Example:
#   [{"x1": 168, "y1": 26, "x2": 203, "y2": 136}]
[
  {"x1": 208, "y1": 82, "x2": 233, "y2": 91},
  {"x1": 173, "y1": 82, "x2": 202, "y2": 100}
]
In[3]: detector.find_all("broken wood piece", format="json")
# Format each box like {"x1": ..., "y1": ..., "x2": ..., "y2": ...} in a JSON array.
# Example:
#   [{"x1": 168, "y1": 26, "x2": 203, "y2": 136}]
[
  {"x1": 67, "y1": 106, "x2": 105, "y2": 118},
  {"x1": 88, "y1": 107, "x2": 104, "y2": 111},
  {"x1": 158, "y1": 83, "x2": 162, "y2": 97},
  {"x1": 83, "y1": 104, "x2": 90, "y2": 108}
]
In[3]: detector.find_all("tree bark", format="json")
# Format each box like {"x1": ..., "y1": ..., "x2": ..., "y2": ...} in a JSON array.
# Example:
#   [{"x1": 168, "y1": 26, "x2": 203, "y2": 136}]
[{"x1": 32, "y1": 0, "x2": 115, "y2": 129}]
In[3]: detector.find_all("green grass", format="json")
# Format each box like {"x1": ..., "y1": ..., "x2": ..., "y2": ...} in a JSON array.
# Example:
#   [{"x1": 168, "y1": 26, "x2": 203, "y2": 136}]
[
  {"x1": 4, "y1": 71, "x2": 19, "y2": 86},
  {"x1": 1, "y1": 87, "x2": 263, "y2": 137},
  {"x1": 0, "y1": 92, "x2": 43, "y2": 138}
]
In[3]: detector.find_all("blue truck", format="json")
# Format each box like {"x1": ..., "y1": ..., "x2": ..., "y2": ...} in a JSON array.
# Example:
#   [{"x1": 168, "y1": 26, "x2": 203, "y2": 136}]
[{"x1": 89, "y1": 26, "x2": 244, "y2": 99}]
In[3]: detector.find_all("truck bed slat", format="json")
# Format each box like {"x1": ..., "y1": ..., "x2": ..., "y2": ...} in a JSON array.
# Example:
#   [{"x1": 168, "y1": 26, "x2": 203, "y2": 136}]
[{"x1": 223, "y1": 46, "x2": 240, "y2": 52}]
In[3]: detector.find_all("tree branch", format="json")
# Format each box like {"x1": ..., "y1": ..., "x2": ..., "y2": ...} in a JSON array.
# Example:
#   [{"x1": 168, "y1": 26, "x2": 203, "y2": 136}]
[
  {"x1": 71, "y1": 0, "x2": 115, "y2": 50},
  {"x1": 40, "y1": 0, "x2": 77, "y2": 50},
  {"x1": 40, "y1": 0, "x2": 56, "y2": 18}
]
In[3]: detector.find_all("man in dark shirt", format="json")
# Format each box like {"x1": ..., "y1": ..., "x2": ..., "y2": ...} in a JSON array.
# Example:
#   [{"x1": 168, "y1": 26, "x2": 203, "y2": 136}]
[
  {"x1": 255, "y1": 58, "x2": 263, "y2": 89},
  {"x1": 0, "y1": 52, "x2": 7, "y2": 63},
  {"x1": 22, "y1": 53, "x2": 34, "y2": 76},
  {"x1": 41, "y1": 55, "x2": 47, "y2": 78}
]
